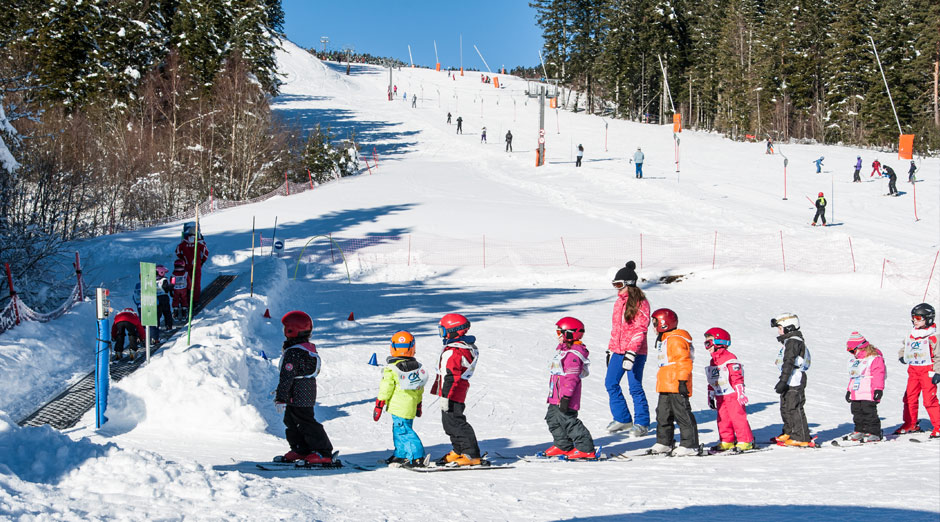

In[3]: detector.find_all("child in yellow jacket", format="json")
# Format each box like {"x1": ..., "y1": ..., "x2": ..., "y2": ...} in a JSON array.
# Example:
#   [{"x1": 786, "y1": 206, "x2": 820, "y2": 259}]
[
  {"x1": 648, "y1": 308, "x2": 700, "y2": 456},
  {"x1": 373, "y1": 331, "x2": 429, "y2": 467}
]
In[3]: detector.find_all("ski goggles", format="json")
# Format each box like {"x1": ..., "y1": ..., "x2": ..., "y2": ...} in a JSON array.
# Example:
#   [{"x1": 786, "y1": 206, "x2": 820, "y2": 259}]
[
  {"x1": 611, "y1": 280, "x2": 628, "y2": 289},
  {"x1": 911, "y1": 315, "x2": 925, "y2": 322},
  {"x1": 704, "y1": 338, "x2": 730, "y2": 349}
]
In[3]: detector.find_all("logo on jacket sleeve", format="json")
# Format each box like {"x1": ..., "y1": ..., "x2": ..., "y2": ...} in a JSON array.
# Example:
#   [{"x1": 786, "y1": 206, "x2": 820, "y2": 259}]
[{"x1": 285, "y1": 363, "x2": 294, "y2": 371}]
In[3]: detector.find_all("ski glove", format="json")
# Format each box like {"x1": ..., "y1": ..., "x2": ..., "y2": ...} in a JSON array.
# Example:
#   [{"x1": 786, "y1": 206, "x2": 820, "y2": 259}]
[
  {"x1": 931, "y1": 373, "x2": 940, "y2": 385},
  {"x1": 275, "y1": 402, "x2": 286, "y2": 415},
  {"x1": 373, "y1": 399, "x2": 385, "y2": 422},
  {"x1": 898, "y1": 357, "x2": 906, "y2": 365},
  {"x1": 774, "y1": 381, "x2": 789, "y2": 395},
  {"x1": 416, "y1": 402, "x2": 423, "y2": 417},
  {"x1": 735, "y1": 384, "x2": 749, "y2": 406},
  {"x1": 873, "y1": 389, "x2": 883, "y2": 402},
  {"x1": 559, "y1": 396, "x2": 570, "y2": 413},
  {"x1": 845, "y1": 391, "x2": 852, "y2": 403},
  {"x1": 605, "y1": 350, "x2": 611, "y2": 367},
  {"x1": 707, "y1": 391, "x2": 717, "y2": 410},
  {"x1": 678, "y1": 381, "x2": 690, "y2": 397},
  {"x1": 622, "y1": 352, "x2": 636, "y2": 371},
  {"x1": 440, "y1": 399, "x2": 450, "y2": 412}
]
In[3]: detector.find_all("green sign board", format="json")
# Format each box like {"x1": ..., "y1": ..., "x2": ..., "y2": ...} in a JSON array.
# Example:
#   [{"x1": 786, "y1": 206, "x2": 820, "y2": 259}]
[{"x1": 139, "y1": 262, "x2": 157, "y2": 327}]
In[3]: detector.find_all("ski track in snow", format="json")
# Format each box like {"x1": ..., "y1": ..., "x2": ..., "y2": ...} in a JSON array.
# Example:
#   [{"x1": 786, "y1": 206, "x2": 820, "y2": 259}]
[{"x1": 0, "y1": 39, "x2": 937, "y2": 521}]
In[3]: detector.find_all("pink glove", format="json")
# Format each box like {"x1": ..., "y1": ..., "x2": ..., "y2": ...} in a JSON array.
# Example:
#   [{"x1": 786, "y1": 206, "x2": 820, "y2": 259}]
[{"x1": 735, "y1": 384, "x2": 748, "y2": 406}]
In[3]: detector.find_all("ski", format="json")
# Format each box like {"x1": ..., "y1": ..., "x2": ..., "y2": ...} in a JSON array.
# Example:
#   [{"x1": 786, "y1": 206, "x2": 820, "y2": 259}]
[
  {"x1": 257, "y1": 450, "x2": 343, "y2": 470},
  {"x1": 702, "y1": 446, "x2": 773, "y2": 456},
  {"x1": 404, "y1": 462, "x2": 514, "y2": 473}
]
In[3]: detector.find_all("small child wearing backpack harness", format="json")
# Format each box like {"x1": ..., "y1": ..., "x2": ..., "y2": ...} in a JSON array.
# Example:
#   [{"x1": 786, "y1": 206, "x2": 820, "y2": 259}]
[
  {"x1": 170, "y1": 259, "x2": 189, "y2": 320},
  {"x1": 373, "y1": 331, "x2": 430, "y2": 468},
  {"x1": 703, "y1": 327, "x2": 754, "y2": 453},
  {"x1": 542, "y1": 317, "x2": 596, "y2": 460},
  {"x1": 844, "y1": 332, "x2": 886, "y2": 442},
  {"x1": 431, "y1": 313, "x2": 483, "y2": 466}
]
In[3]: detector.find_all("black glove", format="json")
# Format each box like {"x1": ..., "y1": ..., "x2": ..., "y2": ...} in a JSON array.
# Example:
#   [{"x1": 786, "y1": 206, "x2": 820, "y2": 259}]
[
  {"x1": 899, "y1": 357, "x2": 905, "y2": 365},
  {"x1": 774, "y1": 381, "x2": 789, "y2": 395},
  {"x1": 873, "y1": 389, "x2": 883, "y2": 402},
  {"x1": 559, "y1": 396, "x2": 570, "y2": 413},
  {"x1": 416, "y1": 402, "x2": 422, "y2": 417},
  {"x1": 605, "y1": 350, "x2": 611, "y2": 367},
  {"x1": 678, "y1": 381, "x2": 689, "y2": 397},
  {"x1": 845, "y1": 391, "x2": 852, "y2": 403},
  {"x1": 707, "y1": 393, "x2": 717, "y2": 410}
]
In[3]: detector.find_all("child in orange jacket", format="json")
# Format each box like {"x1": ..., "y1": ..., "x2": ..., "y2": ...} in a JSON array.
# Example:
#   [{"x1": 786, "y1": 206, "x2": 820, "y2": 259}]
[{"x1": 647, "y1": 308, "x2": 699, "y2": 456}]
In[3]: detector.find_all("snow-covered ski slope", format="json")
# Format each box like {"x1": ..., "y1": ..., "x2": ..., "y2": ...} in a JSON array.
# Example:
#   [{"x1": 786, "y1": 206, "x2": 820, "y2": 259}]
[{"x1": 1, "y1": 39, "x2": 938, "y2": 521}]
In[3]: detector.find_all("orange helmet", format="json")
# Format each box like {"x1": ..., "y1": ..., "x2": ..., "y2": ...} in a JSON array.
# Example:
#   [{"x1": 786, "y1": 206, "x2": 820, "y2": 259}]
[
  {"x1": 390, "y1": 331, "x2": 416, "y2": 357},
  {"x1": 439, "y1": 313, "x2": 470, "y2": 338}
]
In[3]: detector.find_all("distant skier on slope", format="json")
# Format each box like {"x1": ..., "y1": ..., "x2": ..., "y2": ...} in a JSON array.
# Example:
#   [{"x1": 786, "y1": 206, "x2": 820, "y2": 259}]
[
  {"x1": 505, "y1": 130, "x2": 512, "y2": 152},
  {"x1": 853, "y1": 156, "x2": 862, "y2": 183},
  {"x1": 870, "y1": 158, "x2": 881, "y2": 178},
  {"x1": 456, "y1": 116, "x2": 463, "y2": 134},
  {"x1": 481, "y1": 126, "x2": 487, "y2": 143},
  {"x1": 812, "y1": 192, "x2": 827, "y2": 226},
  {"x1": 908, "y1": 160, "x2": 917, "y2": 183},
  {"x1": 883, "y1": 164, "x2": 898, "y2": 196},
  {"x1": 576, "y1": 144, "x2": 584, "y2": 167},
  {"x1": 813, "y1": 156, "x2": 824, "y2": 173}
]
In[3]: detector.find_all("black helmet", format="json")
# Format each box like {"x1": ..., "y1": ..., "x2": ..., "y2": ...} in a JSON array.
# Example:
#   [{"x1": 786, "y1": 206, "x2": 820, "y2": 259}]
[{"x1": 911, "y1": 303, "x2": 935, "y2": 325}]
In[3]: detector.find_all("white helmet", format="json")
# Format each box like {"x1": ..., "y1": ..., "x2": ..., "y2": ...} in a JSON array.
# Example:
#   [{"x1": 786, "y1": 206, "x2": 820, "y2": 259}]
[{"x1": 771, "y1": 313, "x2": 799, "y2": 332}]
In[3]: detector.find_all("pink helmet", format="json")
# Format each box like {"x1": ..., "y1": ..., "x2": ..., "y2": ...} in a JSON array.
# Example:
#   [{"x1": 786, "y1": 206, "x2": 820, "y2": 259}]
[
  {"x1": 155, "y1": 265, "x2": 169, "y2": 277},
  {"x1": 555, "y1": 317, "x2": 585, "y2": 341}
]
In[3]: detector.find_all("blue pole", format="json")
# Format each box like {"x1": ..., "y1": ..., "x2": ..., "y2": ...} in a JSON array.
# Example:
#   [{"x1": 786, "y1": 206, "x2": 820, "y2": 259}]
[{"x1": 95, "y1": 317, "x2": 110, "y2": 428}]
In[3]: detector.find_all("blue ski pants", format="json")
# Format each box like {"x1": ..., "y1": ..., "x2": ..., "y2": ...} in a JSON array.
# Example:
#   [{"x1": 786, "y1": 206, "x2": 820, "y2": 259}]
[
  {"x1": 392, "y1": 415, "x2": 425, "y2": 460},
  {"x1": 605, "y1": 352, "x2": 650, "y2": 426}
]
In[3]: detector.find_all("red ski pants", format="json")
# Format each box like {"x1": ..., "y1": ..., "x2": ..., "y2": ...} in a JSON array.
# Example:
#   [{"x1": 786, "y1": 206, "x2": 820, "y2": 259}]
[
  {"x1": 901, "y1": 366, "x2": 940, "y2": 430},
  {"x1": 716, "y1": 395, "x2": 754, "y2": 443}
]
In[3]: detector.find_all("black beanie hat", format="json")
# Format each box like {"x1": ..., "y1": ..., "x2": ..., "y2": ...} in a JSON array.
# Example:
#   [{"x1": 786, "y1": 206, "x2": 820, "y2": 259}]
[{"x1": 614, "y1": 261, "x2": 638, "y2": 287}]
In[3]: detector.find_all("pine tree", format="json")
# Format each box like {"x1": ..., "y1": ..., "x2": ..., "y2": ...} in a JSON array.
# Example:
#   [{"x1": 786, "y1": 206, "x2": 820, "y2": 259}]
[{"x1": 826, "y1": 0, "x2": 877, "y2": 144}]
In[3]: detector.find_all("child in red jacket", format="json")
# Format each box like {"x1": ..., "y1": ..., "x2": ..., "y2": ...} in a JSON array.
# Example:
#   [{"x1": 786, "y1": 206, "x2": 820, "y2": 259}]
[
  {"x1": 703, "y1": 328, "x2": 754, "y2": 453},
  {"x1": 430, "y1": 313, "x2": 482, "y2": 466},
  {"x1": 111, "y1": 308, "x2": 146, "y2": 361},
  {"x1": 896, "y1": 303, "x2": 940, "y2": 438}
]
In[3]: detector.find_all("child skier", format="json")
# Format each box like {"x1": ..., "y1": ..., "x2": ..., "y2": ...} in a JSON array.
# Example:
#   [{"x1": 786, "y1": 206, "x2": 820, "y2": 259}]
[
  {"x1": 844, "y1": 332, "x2": 885, "y2": 442},
  {"x1": 703, "y1": 328, "x2": 755, "y2": 453},
  {"x1": 373, "y1": 331, "x2": 429, "y2": 467},
  {"x1": 896, "y1": 303, "x2": 940, "y2": 438},
  {"x1": 155, "y1": 264, "x2": 173, "y2": 330},
  {"x1": 853, "y1": 156, "x2": 862, "y2": 182},
  {"x1": 111, "y1": 308, "x2": 146, "y2": 361},
  {"x1": 481, "y1": 127, "x2": 487, "y2": 143},
  {"x1": 273, "y1": 311, "x2": 335, "y2": 466},
  {"x1": 171, "y1": 259, "x2": 189, "y2": 320},
  {"x1": 430, "y1": 313, "x2": 483, "y2": 466},
  {"x1": 648, "y1": 308, "x2": 699, "y2": 456},
  {"x1": 908, "y1": 160, "x2": 917, "y2": 183},
  {"x1": 812, "y1": 192, "x2": 827, "y2": 226},
  {"x1": 542, "y1": 317, "x2": 596, "y2": 459},
  {"x1": 770, "y1": 313, "x2": 814, "y2": 447},
  {"x1": 871, "y1": 159, "x2": 881, "y2": 178}
]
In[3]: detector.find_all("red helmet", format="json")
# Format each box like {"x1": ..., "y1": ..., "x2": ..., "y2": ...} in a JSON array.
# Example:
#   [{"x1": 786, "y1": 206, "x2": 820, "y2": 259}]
[
  {"x1": 281, "y1": 311, "x2": 313, "y2": 338},
  {"x1": 439, "y1": 313, "x2": 470, "y2": 338},
  {"x1": 818, "y1": 192, "x2": 824, "y2": 197},
  {"x1": 651, "y1": 308, "x2": 678, "y2": 333},
  {"x1": 555, "y1": 317, "x2": 585, "y2": 341},
  {"x1": 174, "y1": 259, "x2": 185, "y2": 268},
  {"x1": 155, "y1": 264, "x2": 169, "y2": 277},
  {"x1": 703, "y1": 327, "x2": 731, "y2": 349}
]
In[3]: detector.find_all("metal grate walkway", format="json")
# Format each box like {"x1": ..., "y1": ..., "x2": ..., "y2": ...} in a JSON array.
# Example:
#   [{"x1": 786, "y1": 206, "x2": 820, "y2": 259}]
[{"x1": 17, "y1": 274, "x2": 237, "y2": 429}]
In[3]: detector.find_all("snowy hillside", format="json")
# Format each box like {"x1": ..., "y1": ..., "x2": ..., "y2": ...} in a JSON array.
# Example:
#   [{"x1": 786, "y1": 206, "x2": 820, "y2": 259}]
[{"x1": 0, "y1": 38, "x2": 938, "y2": 521}]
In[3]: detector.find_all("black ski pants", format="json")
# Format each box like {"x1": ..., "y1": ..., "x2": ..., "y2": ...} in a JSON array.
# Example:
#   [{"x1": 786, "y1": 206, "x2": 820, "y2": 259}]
[
  {"x1": 545, "y1": 404, "x2": 594, "y2": 452},
  {"x1": 456, "y1": 123, "x2": 462, "y2": 134},
  {"x1": 113, "y1": 321, "x2": 139, "y2": 354},
  {"x1": 655, "y1": 393, "x2": 699, "y2": 449},
  {"x1": 157, "y1": 295, "x2": 173, "y2": 329},
  {"x1": 851, "y1": 400, "x2": 881, "y2": 435},
  {"x1": 780, "y1": 385, "x2": 811, "y2": 442},
  {"x1": 506, "y1": 141, "x2": 512, "y2": 152},
  {"x1": 888, "y1": 178, "x2": 898, "y2": 195},
  {"x1": 853, "y1": 168, "x2": 861, "y2": 182},
  {"x1": 576, "y1": 156, "x2": 582, "y2": 167},
  {"x1": 442, "y1": 400, "x2": 480, "y2": 458},
  {"x1": 813, "y1": 208, "x2": 827, "y2": 225},
  {"x1": 284, "y1": 405, "x2": 333, "y2": 457}
]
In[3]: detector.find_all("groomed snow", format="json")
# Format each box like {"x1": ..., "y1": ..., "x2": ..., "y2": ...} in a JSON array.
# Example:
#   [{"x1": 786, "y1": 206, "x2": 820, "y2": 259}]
[{"x1": 0, "y1": 39, "x2": 938, "y2": 521}]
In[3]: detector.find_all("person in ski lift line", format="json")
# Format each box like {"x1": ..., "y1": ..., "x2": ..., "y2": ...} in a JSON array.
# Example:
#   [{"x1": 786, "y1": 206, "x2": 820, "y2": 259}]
[
  {"x1": 895, "y1": 303, "x2": 940, "y2": 438},
  {"x1": 542, "y1": 317, "x2": 597, "y2": 460},
  {"x1": 770, "y1": 313, "x2": 813, "y2": 447},
  {"x1": 373, "y1": 331, "x2": 429, "y2": 468},
  {"x1": 647, "y1": 308, "x2": 699, "y2": 456},
  {"x1": 843, "y1": 332, "x2": 886, "y2": 443},
  {"x1": 431, "y1": 313, "x2": 483, "y2": 466},
  {"x1": 605, "y1": 261, "x2": 651, "y2": 438},
  {"x1": 812, "y1": 192, "x2": 827, "y2": 226},
  {"x1": 111, "y1": 308, "x2": 146, "y2": 362}
]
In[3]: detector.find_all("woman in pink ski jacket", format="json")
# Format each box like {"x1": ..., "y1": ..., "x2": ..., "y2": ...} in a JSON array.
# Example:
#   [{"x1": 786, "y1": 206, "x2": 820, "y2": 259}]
[
  {"x1": 605, "y1": 261, "x2": 651, "y2": 436},
  {"x1": 845, "y1": 332, "x2": 886, "y2": 441}
]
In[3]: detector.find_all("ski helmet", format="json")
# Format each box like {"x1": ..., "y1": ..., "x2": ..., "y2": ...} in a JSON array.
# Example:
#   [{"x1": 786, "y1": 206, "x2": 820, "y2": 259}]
[
  {"x1": 818, "y1": 192, "x2": 824, "y2": 197},
  {"x1": 281, "y1": 311, "x2": 313, "y2": 338},
  {"x1": 438, "y1": 313, "x2": 470, "y2": 338},
  {"x1": 651, "y1": 308, "x2": 678, "y2": 333},
  {"x1": 770, "y1": 313, "x2": 799, "y2": 333},
  {"x1": 555, "y1": 317, "x2": 585, "y2": 342},
  {"x1": 122, "y1": 307, "x2": 136, "y2": 314},
  {"x1": 911, "y1": 303, "x2": 936, "y2": 325},
  {"x1": 174, "y1": 259, "x2": 185, "y2": 268},
  {"x1": 155, "y1": 264, "x2": 169, "y2": 277},
  {"x1": 703, "y1": 327, "x2": 731, "y2": 349},
  {"x1": 390, "y1": 330, "x2": 416, "y2": 357}
]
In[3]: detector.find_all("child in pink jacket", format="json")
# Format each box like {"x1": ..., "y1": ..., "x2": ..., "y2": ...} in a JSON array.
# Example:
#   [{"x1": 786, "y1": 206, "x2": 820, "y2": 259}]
[
  {"x1": 703, "y1": 328, "x2": 755, "y2": 452},
  {"x1": 542, "y1": 317, "x2": 596, "y2": 460},
  {"x1": 845, "y1": 332, "x2": 886, "y2": 442}
]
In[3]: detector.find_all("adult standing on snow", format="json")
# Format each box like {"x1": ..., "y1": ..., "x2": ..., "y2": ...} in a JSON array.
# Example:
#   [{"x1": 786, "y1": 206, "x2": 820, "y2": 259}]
[
  {"x1": 576, "y1": 144, "x2": 584, "y2": 167},
  {"x1": 273, "y1": 311, "x2": 335, "y2": 466},
  {"x1": 447, "y1": 112, "x2": 452, "y2": 125},
  {"x1": 770, "y1": 313, "x2": 813, "y2": 447},
  {"x1": 411, "y1": 94, "x2": 417, "y2": 108},
  {"x1": 812, "y1": 192, "x2": 827, "y2": 226},
  {"x1": 505, "y1": 130, "x2": 513, "y2": 152},
  {"x1": 871, "y1": 158, "x2": 881, "y2": 178},
  {"x1": 605, "y1": 261, "x2": 651, "y2": 437},
  {"x1": 853, "y1": 156, "x2": 862, "y2": 183},
  {"x1": 175, "y1": 226, "x2": 209, "y2": 304},
  {"x1": 633, "y1": 147, "x2": 645, "y2": 178},
  {"x1": 481, "y1": 127, "x2": 487, "y2": 143},
  {"x1": 456, "y1": 116, "x2": 463, "y2": 134},
  {"x1": 884, "y1": 164, "x2": 898, "y2": 196}
]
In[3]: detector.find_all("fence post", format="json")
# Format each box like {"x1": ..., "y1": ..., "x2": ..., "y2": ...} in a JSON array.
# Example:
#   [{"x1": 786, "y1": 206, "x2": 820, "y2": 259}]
[
  {"x1": 640, "y1": 233, "x2": 643, "y2": 270},
  {"x1": 848, "y1": 237, "x2": 856, "y2": 273},
  {"x1": 779, "y1": 231, "x2": 786, "y2": 272},
  {"x1": 880, "y1": 258, "x2": 886, "y2": 289},
  {"x1": 924, "y1": 250, "x2": 939, "y2": 302},
  {"x1": 307, "y1": 168, "x2": 314, "y2": 189},
  {"x1": 712, "y1": 231, "x2": 718, "y2": 269},
  {"x1": 5, "y1": 263, "x2": 19, "y2": 325},
  {"x1": 560, "y1": 237, "x2": 570, "y2": 267},
  {"x1": 363, "y1": 157, "x2": 373, "y2": 175}
]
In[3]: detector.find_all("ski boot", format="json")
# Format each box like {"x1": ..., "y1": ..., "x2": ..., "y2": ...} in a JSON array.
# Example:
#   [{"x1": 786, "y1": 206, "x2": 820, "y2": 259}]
[
  {"x1": 541, "y1": 446, "x2": 569, "y2": 457},
  {"x1": 893, "y1": 425, "x2": 924, "y2": 436},
  {"x1": 111, "y1": 351, "x2": 123, "y2": 362},
  {"x1": 845, "y1": 432, "x2": 864, "y2": 442},
  {"x1": 384, "y1": 455, "x2": 407, "y2": 466},
  {"x1": 302, "y1": 452, "x2": 334, "y2": 466},
  {"x1": 436, "y1": 450, "x2": 461, "y2": 466},
  {"x1": 274, "y1": 451, "x2": 307, "y2": 463},
  {"x1": 565, "y1": 448, "x2": 597, "y2": 460},
  {"x1": 627, "y1": 425, "x2": 649, "y2": 438},
  {"x1": 606, "y1": 420, "x2": 633, "y2": 434},
  {"x1": 452, "y1": 454, "x2": 482, "y2": 467},
  {"x1": 127, "y1": 349, "x2": 137, "y2": 362},
  {"x1": 735, "y1": 441, "x2": 755, "y2": 452},
  {"x1": 648, "y1": 443, "x2": 673, "y2": 455},
  {"x1": 708, "y1": 441, "x2": 735, "y2": 454},
  {"x1": 670, "y1": 445, "x2": 700, "y2": 457},
  {"x1": 861, "y1": 433, "x2": 882, "y2": 443},
  {"x1": 930, "y1": 428, "x2": 940, "y2": 439}
]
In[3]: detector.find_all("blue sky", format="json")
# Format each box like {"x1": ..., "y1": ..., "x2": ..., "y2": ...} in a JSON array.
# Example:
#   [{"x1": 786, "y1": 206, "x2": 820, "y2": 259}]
[{"x1": 282, "y1": 0, "x2": 545, "y2": 70}]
